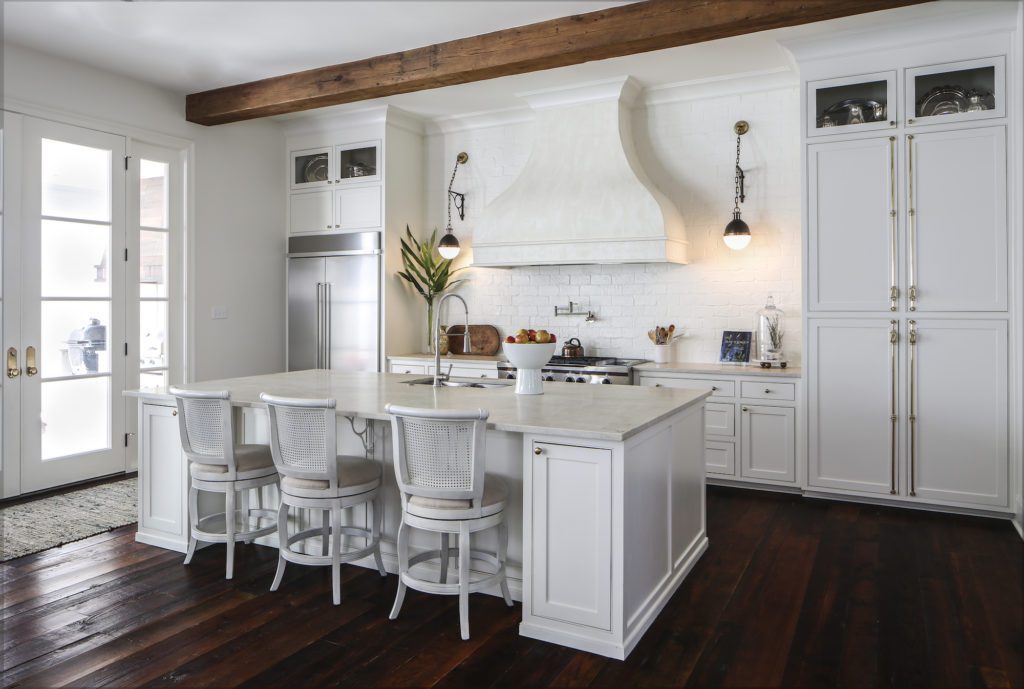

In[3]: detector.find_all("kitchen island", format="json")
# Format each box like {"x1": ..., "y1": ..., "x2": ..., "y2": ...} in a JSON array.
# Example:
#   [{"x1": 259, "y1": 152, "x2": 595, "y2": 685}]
[{"x1": 127, "y1": 370, "x2": 709, "y2": 660}]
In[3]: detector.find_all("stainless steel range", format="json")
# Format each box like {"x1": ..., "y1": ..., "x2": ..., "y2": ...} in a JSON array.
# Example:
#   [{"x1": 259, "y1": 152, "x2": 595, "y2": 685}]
[{"x1": 497, "y1": 355, "x2": 646, "y2": 385}]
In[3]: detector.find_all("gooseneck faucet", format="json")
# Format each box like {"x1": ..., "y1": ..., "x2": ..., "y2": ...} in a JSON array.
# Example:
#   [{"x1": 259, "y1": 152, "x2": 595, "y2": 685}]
[{"x1": 433, "y1": 293, "x2": 471, "y2": 387}]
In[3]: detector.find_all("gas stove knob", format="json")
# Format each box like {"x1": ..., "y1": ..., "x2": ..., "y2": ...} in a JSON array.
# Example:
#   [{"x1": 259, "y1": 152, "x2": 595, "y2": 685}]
[
  {"x1": 564, "y1": 376, "x2": 577, "y2": 383},
  {"x1": 575, "y1": 377, "x2": 587, "y2": 383},
  {"x1": 601, "y1": 378, "x2": 612, "y2": 384},
  {"x1": 505, "y1": 373, "x2": 516, "y2": 380},
  {"x1": 544, "y1": 375, "x2": 555, "y2": 381}
]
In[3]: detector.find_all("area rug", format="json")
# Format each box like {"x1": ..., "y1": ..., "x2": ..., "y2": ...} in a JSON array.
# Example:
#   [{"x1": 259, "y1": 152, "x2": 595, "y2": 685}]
[{"x1": 0, "y1": 478, "x2": 137, "y2": 561}]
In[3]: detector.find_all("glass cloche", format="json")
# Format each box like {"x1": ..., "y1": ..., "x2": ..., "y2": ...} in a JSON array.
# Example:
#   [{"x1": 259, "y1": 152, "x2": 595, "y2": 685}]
[{"x1": 755, "y1": 296, "x2": 786, "y2": 367}]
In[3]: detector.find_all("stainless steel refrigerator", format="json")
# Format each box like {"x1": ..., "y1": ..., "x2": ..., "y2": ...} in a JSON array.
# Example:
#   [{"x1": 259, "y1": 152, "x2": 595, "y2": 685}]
[{"x1": 287, "y1": 232, "x2": 381, "y2": 372}]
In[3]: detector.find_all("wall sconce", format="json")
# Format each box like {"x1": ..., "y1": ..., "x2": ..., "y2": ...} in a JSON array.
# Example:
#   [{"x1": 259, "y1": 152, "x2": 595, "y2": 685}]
[
  {"x1": 439, "y1": 152, "x2": 468, "y2": 259},
  {"x1": 723, "y1": 121, "x2": 752, "y2": 251}
]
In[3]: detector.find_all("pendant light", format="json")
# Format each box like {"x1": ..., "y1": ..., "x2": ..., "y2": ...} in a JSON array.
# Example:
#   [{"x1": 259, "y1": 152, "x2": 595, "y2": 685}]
[
  {"x1": 439, "y1": 152, "x2": 469, "y2": 259},
  {"x1": 723, "y1": 121, "x2": 752, "y2": 251}
]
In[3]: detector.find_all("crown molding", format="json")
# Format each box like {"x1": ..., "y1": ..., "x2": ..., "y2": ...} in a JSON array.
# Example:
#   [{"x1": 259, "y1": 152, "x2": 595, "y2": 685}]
[{"x1": 642, "y1": 67, "x2": 797, "y2": 107}]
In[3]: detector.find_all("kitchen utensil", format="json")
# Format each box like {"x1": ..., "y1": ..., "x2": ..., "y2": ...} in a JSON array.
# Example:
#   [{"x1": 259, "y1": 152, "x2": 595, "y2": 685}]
[
  {"x1": 917, "y1": 85, "x2": 968, "y2": 117},
  {"x1": 648, "y1": 330, "x2": 657, "y2": 344},
  {"x1": 303, "y1": 154, "x2": 329, "y2": 183},
  {"x1": 561, "y1": 337, "x2": 584, "y2": 358},
  {"x1": 446, "y1": 324, "x2": 501, "y2": 356},
  {"x1": 965, "y1": 89, "x2": 994, "y2": 112},
  {"x1": 667, "y1": 324, "x2": 676, "y2": 339}
]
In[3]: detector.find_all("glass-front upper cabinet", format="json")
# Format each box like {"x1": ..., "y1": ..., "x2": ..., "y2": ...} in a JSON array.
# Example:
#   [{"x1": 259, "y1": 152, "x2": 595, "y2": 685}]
[
  {"x1": 290, "y1": 146, "x2": 332, "y2": 190},
  {"x1": 807, "y1": 71, "x2": 896, "y2": 138},
  {"x1": 906, "y1": 57, "x2": 1005, "y2": 126},
  {"x1": 335, "y1": 141, "x2": 380, "y2": 184}
]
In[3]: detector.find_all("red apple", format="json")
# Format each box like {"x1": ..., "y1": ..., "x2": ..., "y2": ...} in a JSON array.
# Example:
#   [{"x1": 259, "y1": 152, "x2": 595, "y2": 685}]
[
  {"x1": 550, "y1": 334, "x2": 557, "y2": 342},
  {"x1": 505, "y1": 335, "x2": 516, "y2": 344}
]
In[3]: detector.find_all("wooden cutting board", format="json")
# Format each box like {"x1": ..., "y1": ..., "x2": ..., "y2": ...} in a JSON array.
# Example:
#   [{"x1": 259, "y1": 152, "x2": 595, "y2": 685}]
[{"x1": 446, "y1": 325, "x2": 501, "y2": 356}]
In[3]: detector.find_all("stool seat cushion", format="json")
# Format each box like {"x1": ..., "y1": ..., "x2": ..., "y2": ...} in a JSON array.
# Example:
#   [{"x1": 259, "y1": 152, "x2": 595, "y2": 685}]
[
  {"x1": 280, "y1": 456, "x2": 382, "y2": 498},
  {"x1": 190, "y1": 444, "x2": 276, "y2": 480},
  {"x1": 407, "y1": 476, "x2": 508, "y2": 519}
]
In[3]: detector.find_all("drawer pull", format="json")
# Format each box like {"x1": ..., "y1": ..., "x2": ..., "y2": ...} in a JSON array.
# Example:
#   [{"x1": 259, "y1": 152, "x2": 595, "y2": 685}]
[
  {"x1": 764, "y1": 388, "x2": 772, "y2": 394},
  {"x1": 655, "y1": 383, "x2": 662, "y2": 388},
  {"x1": 742, "y1": 407, "x2": 749, "y2": 412},
  {"x1": 711, "y1": 386, "x2": 719, "y2": 391},
  {"x1": 534, "y1": 447, "x2": 543, "y2": 455}
]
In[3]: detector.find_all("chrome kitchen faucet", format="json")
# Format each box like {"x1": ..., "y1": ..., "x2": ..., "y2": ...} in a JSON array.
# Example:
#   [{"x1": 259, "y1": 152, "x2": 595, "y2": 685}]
[{"x1": 433, "y1": 293, "x2": 471, "y2": 387}]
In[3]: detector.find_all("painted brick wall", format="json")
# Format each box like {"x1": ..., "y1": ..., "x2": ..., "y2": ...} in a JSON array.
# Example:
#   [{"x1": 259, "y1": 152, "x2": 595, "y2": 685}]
[{"x1": 423, "y1": 85, "x2": 802, "y2": 364}]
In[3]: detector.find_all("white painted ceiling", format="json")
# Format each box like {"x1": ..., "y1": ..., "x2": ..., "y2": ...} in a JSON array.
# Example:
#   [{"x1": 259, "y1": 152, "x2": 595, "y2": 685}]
[{"x1": 3, "y1": 1, "x2": 999, "y2": 122}]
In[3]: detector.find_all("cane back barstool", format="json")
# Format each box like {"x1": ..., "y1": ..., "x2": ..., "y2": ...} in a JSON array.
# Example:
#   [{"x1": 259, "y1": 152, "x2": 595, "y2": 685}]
[
  {"x1": 260, "y1": 393, "x2": 386, "y2": 605},
  {"x1": 384, "y1": 404, "x2": 514, "y2": 640},
  {"x1": 169, "y1": 387, "x2": 279, "y2": 580}
]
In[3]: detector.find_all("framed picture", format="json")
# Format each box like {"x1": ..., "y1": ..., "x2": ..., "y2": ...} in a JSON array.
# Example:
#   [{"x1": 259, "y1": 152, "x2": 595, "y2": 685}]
[{"x1": 719, "y1": 330, "x2": 753, "y2": 363}]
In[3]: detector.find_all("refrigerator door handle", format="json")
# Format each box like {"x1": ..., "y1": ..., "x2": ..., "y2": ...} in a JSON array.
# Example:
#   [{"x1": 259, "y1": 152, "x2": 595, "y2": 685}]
[
  {"x1": 315, "y1": 282, "x2": 323, "y2": 369},
  {"x1": 325, "y1": 282, "x2": 332, "y2": 369}
]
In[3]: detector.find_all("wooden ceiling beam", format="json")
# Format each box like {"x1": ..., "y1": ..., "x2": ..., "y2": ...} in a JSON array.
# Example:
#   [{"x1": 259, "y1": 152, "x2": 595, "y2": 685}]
[{"x1": 185, "y1": 0, "x2": 929, "y2": 125}]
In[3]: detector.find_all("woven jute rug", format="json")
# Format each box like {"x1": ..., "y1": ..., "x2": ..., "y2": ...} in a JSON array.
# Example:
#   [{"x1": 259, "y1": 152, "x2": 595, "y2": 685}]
[{"x1": 0, "y1": 478, "x2": 137, "y2": 561}]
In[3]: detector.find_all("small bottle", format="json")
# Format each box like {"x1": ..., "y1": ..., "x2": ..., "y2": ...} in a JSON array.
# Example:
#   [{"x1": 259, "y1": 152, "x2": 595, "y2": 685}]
[{"x1": 438, "y1": 325, "x2": 450, "y2": 356}]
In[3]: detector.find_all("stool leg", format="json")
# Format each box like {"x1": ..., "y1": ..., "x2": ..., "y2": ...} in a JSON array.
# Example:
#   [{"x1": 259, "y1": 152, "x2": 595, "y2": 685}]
[
  {"x1": 389, "y1": 519, "x2": 409, "y2": 620},
  {"x1": 184, "y1": 485, "x2": 199, "y2": 565},
  {"x1": 371, "y1": 494, "x2": 386, "y2": 577},
  {"x1": 331, "y1": 506, "x2": 342, "y2": 605},
  {"x1": 225, "y1": 487, "x2": 236, "y2": 580},
  {"x1": 439, "y1": 533, "x2": 450, "y2": 584},
  {"x1": 321, "y1": 509, "x2": 330, "y2": 557},
  {"x1": 498, "y1": 519, "x2": 513, "y2": 607},
  {"x1": 458, "y1": 522, "x2": 471, "y2": 640},
  {"x1": 270, "y1": 502, "x2": 288, "y2": 592}
]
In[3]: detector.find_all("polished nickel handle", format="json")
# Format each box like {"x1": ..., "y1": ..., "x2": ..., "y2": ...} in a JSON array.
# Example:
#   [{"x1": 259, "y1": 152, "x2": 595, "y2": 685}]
[
  {"x1": 889, "y1": 320, "x2": 899, "y2": 495},
  {"x1": 907, "y1": 135, "x2": 917, "y2": 311},
  {"x1": 888, "y1": 136, "x2": 899, "y2": 311},
  {"x1": 908, "y1": 320, "x2": 918, "y2": 496},
  {"x1": 534, "y1": 447, "x2": 543, "y2": 455},
  {"x1": 26, "y1": 346, "x2": 38, "y2": 376},
  {"x1": 6, "y1": 347, "x2": 21, "y2": 379},
  {"x1": 316, "y1": 283, "x2": 323, "y2": 369},
  {"x1": 325, "y1": 283, "x2": 332, "y2": 370}
]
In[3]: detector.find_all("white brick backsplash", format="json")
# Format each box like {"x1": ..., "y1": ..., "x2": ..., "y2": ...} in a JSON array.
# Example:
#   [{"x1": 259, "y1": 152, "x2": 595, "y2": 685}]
[{"x1": 424, "y1": 86, "x2": 802, "y2": 364}]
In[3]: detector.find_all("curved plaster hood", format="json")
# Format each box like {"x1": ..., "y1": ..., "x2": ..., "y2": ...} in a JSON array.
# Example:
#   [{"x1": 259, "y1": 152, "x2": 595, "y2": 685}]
[{"x1": 472, "y1": 77, "x2": 687, "y2": 267}]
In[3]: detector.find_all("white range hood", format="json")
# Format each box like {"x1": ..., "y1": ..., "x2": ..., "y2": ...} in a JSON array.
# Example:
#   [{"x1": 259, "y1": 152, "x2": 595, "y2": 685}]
[{"x1": 472, "y1": 77, "x2": 688, "y2": 267}]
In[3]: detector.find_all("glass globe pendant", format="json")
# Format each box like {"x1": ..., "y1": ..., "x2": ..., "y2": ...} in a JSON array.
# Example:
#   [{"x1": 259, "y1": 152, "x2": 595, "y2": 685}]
[{"x1": 723, "y1": 121, "x2": 752, "y2": 251}]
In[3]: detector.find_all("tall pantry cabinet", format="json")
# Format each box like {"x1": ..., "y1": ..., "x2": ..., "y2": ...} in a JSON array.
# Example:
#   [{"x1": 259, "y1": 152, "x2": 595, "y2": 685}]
[{"x1": 790, "y1": 10, "x2": 1019, "y2": 514}]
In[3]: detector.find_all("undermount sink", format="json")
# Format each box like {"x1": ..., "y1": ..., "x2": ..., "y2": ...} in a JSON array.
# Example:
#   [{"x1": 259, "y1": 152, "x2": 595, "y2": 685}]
[{"x1": 404, "y1": 377, "x2": 512, "y2": 389}]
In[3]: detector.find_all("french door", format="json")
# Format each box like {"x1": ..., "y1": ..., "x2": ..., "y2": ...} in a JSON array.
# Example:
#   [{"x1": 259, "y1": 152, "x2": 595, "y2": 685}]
[{"x1": 11, "y1": 117, "x2": 128, "y2": 493}]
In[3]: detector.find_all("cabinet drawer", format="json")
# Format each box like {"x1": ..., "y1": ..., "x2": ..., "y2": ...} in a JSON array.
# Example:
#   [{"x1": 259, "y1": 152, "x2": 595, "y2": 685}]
[
  {"x1": 644, "y1": 377, "x2": 734, "y2": 398},
  {"x1": 449, "y1": 365, "x2": 497, "y2": 379},
  {"x1": 740, "y1": 381, "x2": 795, "y2": 401},
  {"x1": 705, "y1": 441, "x2": 736, "y2": 476},
  {"x1": 705, "y1": 402, "x2": 736, "y2": 437},
  {"x1": 389, "y1": 363, "x2": 426, "y2": 375}
]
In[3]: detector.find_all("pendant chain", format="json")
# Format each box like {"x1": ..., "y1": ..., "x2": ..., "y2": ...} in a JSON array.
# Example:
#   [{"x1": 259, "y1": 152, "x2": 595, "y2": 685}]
[
  {"x1": 446, "y1": 158, "x2": 460, "y2": 230},
  {"x1": 733, "y1": 135, "x2": 742, "y2": 214}
]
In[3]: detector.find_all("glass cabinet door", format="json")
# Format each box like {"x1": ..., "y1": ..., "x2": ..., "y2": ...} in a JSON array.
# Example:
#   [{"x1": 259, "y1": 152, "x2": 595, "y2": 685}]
[
  {"x1": 807, "y1": 71, "x2": 896, "y2": 137},
  {"x1": 906, "y1": 57, "x2": 1005, "y2": 126},
  {"x1": 335, "y1": 141, "x2": 379, "y2": 184},
  {"x1": 290, "y1": 147, "x2": 332, "y2": 190}
]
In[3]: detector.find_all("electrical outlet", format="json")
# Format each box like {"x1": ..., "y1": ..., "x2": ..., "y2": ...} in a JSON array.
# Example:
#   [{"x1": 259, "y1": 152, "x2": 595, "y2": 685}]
[{"x1": 211, "y1": 306, "x2": 229, "y2": 320}]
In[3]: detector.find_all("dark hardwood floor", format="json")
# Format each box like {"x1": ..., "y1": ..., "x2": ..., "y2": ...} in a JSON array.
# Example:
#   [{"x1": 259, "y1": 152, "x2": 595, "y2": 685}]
[{"x1": 2, "y1": 486, "x2": 1021, "y2": 688}]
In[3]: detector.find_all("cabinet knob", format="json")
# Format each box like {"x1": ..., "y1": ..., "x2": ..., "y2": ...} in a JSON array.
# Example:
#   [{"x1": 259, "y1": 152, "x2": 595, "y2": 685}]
[
  {"x1": 654, "y1": 383, "x2": 662, "y2": 388},
  {"x1": 481, "y1": 374, "x2": 487, "y2": 378},
  {"x1": 172, "y1": 409, "x2": 178, "y2": 416},
  {"x1": 764, "y1": 388, "x2": 772, "y2": 394},
  {"x1": 534, "y1": 447, "x2": 543, "y2": 455},
  {"x1": 742, "y1": 407, "x2": 749, "y2": 412},
  {"x1": 404, "y1": 370, "x2": 412, "y2": 374},
  {"x1": 711, "y1": 386, "x2": 718, "y2": 391},
  {"x1": 327, "y1": 180, "x2": 333, "y2": 184},
  {"x1": 335, "y1": 224, "x2": 340, "y2": 228}
]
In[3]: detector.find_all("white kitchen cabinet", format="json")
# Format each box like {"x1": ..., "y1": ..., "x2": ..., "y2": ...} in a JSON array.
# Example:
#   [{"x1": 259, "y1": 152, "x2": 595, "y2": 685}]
[
  {"x1": 528, "y1": 440, "x2": 612, "y2": 630},
  {"x1": 334, "y1": 141, "x2": 380, "y2": 184},
  {"x1": 907, "y1": 126, "x2": 1007, "y2": 312},
  {"x1": 908, "y1": 319, "x2": 1007, "y2": 508},
  {"x1": 637, "y1": 369, "x2": 801, "y2": 486},
  {"x1": 389, "y1": 362, "x2": 426, "y2": 375},
  {"x1": 386, "y1": 356, "x2": 498, "y2": 380},
  {"x1": 808, "y1": 136, "x2": 897, "y2": 312},
  {"x1": 290, "y1": 147, "x2": 332, "y2": 190},
  {"x1": 740, "y1": 405, "x2": 796, "y2": 483},
  {"x1": 905, "y1": 56, "x2": 1005, "y2": 127},
  {"x1": 289, "y1": 190, "x2": 334, "y2": 234},
  {"x1": 807, "y1": 319, "x2": 898, "y2": 495},
  {"x1": 806, "y1": 71, "x2": 896, "y2": 138},
  {"x1": 138, "y1": 402, "x2": 187, "y2": 550},
  {"x1": 336, "y1": 185, "x2": 381, "y2": 231}
]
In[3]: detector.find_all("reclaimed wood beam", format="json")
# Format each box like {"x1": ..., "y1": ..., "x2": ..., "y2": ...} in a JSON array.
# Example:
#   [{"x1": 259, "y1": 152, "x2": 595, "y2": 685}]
[{"x1": 186, "y1": 0, "x2": 930, "y2": 125}]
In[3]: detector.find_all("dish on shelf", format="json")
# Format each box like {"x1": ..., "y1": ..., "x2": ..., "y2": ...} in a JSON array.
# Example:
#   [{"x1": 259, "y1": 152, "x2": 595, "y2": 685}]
[
  {"x1": 819, "y1": 98, "x2": 886, "y2": 127},
  {"x1": 916, "y1": 85, "x2": 969, "y2": 117},
  {"x1": 302, "y1": 154, "x2": 329, "y2": 183}
]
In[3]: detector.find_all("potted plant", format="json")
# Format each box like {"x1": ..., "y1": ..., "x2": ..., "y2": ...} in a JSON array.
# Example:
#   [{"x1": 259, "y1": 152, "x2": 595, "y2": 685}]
[{"x1": 397, "y1": 225, "x2": 466, "y2": 352}]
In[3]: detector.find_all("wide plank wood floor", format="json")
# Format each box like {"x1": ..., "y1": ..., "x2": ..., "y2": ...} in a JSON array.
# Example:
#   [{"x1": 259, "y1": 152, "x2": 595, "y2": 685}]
[{"x1": 2, "y1": 486, "x2": 1021, "y2": 688}]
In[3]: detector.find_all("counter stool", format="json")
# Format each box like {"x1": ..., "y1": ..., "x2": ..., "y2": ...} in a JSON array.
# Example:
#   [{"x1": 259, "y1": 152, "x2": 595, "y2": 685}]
[
  {"x1": 384, "y1": 404, "x2": 514, "y2": 640},
  {"x1": 260, "y1": 393, "x2": 386, "y2": 605},
  {"x1": 169, "y1": 387, "x2": 279, "y2": 580}
]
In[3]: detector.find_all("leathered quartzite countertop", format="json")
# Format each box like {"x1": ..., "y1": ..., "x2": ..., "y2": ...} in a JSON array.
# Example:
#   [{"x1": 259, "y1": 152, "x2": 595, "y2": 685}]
[{"x1": 125, "y1": 369, "x2": 708, "y2": 442}]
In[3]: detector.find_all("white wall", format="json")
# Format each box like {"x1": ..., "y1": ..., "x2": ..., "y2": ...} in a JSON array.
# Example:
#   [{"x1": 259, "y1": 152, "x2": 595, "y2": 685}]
[
  {"x1": 425, "y1": 82, "x2": 802, "y2": 363},
  {"x1": 3, "y1": 43, "x2": 286, "y2": 381}
]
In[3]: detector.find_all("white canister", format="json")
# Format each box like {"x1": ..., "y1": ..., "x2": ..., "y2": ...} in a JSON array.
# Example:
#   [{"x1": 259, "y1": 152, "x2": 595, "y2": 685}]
[{"x1": 652, "y1": 343, "x2": 673, "y2": 363}]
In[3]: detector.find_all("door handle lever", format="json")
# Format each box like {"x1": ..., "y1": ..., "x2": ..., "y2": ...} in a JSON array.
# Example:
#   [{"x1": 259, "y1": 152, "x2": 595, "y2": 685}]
[
  {"x1": 7, "y1": 347, "x2": 21, "y2": 378},
  {"x1": 26, "y1": 346, "x2": 38, "y2": 376}
]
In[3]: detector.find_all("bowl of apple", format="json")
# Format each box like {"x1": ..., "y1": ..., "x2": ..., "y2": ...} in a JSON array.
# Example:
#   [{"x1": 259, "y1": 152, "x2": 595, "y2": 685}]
[{"x1": 502, "y1": 329, "x2": 557, "y2": 395}]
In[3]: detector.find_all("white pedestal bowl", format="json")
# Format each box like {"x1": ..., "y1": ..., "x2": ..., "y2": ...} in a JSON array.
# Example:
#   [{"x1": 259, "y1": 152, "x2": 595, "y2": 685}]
[{"x1": 502, "y1": 342, "x2": 557, "y2": 395}]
